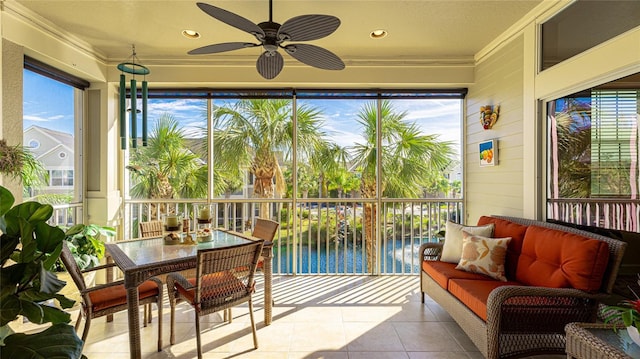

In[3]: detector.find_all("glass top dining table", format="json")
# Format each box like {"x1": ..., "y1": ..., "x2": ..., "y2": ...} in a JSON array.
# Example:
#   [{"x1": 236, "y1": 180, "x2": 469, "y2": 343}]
[{"x1": 105, "y1": 229, "x2": 274, "y2": 359}]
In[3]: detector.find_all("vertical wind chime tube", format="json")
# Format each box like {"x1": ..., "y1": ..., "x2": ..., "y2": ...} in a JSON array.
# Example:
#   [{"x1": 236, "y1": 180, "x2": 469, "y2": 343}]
[
  {"x1": 119, "y1": 74, "x2": 127, "y2": 149},
  {"x1": 130, "y1": 78, "x2": 137, "y2": 149},
  {"x1": 142, "y1": 79, "x2": 148, "y2": 146}
]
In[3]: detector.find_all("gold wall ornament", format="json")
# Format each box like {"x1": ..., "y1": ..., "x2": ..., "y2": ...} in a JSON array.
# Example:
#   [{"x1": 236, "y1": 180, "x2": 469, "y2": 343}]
[{"x1": 480, "y1": 105, "x2": 499, "y2": 130}]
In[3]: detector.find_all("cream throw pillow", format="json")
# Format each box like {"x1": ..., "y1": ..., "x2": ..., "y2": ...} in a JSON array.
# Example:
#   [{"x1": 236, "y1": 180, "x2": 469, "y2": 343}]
[
  {"x1": 456, "y1": 231, "x2": 511, "y2": 281},
  {"x1": 440, "y1": 221, "x2": 494, "y2": 263}
]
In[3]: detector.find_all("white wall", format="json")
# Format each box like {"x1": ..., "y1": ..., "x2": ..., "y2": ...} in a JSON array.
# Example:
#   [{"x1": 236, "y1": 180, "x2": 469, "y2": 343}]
[
  {"x1": 465, "y1": 35, "x2": 526, "y2": 224},
  {"x1": 1, "y1": 39, "x2": 24, "y2": 200}
]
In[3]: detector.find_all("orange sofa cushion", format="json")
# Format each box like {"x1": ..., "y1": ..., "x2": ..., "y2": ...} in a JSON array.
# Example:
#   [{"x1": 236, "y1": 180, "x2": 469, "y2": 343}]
[
  {"x1": 515, "y1": 225, "x2": 609, "y2": 292},
  {"x1": 422, "y1": 261, "x2": 492, "y2": 289},
  {"x1": 448, "y1": 278, "x2": 520, "y2": 321},
  {"x1": 89, "y1": 280, "x2": 159, "y2": 312},
  {"x1": 477, "y1": 216, "x2": 528, "y2": 279}
]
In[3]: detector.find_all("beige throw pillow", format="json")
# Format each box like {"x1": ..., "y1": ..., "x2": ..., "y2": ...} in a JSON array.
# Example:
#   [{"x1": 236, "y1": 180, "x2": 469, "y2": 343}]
[
  {"x1": 440, "y1": 221, "x2": 494, "y2": 263},
  {"x1": 456, "y1": 231, "x2": 511, "y2": 281}
]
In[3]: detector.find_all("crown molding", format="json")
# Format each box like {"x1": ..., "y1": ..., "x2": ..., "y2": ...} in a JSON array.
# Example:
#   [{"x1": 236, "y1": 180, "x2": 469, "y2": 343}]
[
  {"x1": 474, "y1": 0, "x2": 573, "y2": 65},
  {"x1": 2, "y1": 0, "x2": 107, "y2": 63}
]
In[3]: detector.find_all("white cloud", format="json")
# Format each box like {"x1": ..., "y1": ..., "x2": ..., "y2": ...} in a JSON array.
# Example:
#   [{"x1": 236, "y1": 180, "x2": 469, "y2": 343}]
[
  {"x1": 23, "y1": 115, "x2": 49, "y2": 122},
  {"x1": 24, "y1": 113, "x2": 68, "y2": 122}
]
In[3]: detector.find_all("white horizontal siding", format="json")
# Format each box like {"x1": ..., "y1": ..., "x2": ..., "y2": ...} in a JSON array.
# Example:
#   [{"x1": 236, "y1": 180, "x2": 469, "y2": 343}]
[{"x1": 465, "y1": 35, "x2": 525, "y2": 224}]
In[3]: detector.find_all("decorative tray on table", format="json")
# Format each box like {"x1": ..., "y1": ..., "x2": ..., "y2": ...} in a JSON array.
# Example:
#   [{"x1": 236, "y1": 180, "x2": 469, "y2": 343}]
[
  {"x1": 163, "y1": 232, "x2": 183, "y2": 245},
  {"x1": 196, "y1": 228, "x2": 213, "y2": 243}
]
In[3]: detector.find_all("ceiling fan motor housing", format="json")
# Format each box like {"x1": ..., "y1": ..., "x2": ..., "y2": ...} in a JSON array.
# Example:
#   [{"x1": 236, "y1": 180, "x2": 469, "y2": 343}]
[{"x1": 258, "y1": 21, "x2": 283, "y2": 52}]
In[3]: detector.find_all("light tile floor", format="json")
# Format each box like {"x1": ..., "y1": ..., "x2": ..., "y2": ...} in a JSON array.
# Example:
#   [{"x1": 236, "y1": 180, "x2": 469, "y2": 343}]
[{"x1": 73, "y1": 275, "x2": 564, "y2": 359}]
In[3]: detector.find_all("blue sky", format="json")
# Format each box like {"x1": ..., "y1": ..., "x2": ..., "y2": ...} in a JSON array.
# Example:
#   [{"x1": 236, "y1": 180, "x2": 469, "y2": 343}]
[
  {"x1": 23, "y1": 69, "x2": 461, "y2": 157},
  {"x1": 23, "y1": 69, "x2": 75, "y2": 133}
]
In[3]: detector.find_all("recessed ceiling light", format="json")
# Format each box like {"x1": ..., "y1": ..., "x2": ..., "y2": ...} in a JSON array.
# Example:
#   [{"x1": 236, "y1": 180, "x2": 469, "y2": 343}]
[
  {"x1": 182, "y1": 30, "x2": 201, "y2": 39},
  {"x1": 370, "y1": 29, "x2": 387, "y2": 39}
]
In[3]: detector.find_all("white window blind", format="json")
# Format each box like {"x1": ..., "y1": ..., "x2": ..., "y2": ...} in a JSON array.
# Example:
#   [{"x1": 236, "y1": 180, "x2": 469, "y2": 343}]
[{"x1": 590, "y1": 89, "x2": 639, "y2": 197}]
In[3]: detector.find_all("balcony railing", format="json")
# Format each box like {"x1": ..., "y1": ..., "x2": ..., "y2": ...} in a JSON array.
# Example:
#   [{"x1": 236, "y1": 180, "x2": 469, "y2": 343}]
[
  {"x1": 49, "y1": 202, "x2": 83, "y2": 228},
  {"x1": 547, "y1": 198, "x2": 639, "y2": 232},
  {"x1": 123, "y1": 198, "x2": 463, "y2": 275}
]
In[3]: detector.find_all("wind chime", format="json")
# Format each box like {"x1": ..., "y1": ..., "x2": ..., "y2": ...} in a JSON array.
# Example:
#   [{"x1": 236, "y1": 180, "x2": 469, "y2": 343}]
[{"x1": 118, "y1": 45, "x2": 149, "y2": 149}]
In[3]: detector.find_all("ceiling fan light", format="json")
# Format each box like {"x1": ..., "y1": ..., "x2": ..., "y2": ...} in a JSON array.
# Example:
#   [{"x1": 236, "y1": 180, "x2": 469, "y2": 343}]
[
  {"x1": 370, "y1": 29, "x2": 387, "y2": 39},
  {"x1": 182, "y1": 30, "x2": 201, "y2": 39}
]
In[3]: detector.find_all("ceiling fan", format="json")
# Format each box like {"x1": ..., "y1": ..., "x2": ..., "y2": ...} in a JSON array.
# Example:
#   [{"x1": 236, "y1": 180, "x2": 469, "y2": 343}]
[{"x1": 189, "y1": 1, "x2": 345, "y2": 79}]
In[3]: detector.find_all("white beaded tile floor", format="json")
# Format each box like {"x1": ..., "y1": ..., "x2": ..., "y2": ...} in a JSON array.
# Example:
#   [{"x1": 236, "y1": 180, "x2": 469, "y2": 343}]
[{"x1": 72, "y1": 275, "x2": 564, "y2": 359}]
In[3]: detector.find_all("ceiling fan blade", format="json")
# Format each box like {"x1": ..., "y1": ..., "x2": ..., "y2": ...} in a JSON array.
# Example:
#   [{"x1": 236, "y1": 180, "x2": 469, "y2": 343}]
[
  {"x1": 188, "y1": 42, "x2": 258, "y2": 55},
  {"x1": 284, "y1": 44, "x2": 345, "y2": 70},
  {"x1": 256, "y1": 51, "x2": 284, "y2": 80},
  {"x1": 278, "y1": 15, "x2": 340, "y2": 41},
  {"x1": 196, "y1": 2, "x2": 265, "y2": 37}
]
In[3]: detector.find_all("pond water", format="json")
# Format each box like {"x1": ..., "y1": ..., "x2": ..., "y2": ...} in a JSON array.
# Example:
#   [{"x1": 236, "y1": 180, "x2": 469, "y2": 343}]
[{"x1": 272, "y1": 237, "x2": 434, "y2": 274}]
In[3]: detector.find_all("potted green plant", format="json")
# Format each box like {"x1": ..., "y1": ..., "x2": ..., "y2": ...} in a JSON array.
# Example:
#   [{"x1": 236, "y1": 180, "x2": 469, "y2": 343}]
[
  {"x1": 0, "y1": 185, "x2": 86, "y2": 358},
  {"x1": 603, "y1": 274, "x2": 640, "y2": 346},
  {"x1": 61, "y1": 224, "x2": 115, "y2": 271}
]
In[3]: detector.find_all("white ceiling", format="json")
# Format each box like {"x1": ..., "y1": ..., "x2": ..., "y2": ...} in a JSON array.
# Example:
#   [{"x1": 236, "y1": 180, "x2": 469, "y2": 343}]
[{"x1": 15, "y1": 0, "x2": 543, "y2": 67}]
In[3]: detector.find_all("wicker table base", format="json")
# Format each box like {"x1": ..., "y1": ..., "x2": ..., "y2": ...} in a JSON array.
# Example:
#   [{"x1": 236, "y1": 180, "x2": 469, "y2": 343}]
[{"x1": 565, "y1": 322, "x2": 640, "y2": 359}]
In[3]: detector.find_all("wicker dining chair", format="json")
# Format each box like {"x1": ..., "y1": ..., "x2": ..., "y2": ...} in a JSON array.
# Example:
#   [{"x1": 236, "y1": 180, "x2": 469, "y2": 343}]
[
  {"x1": 59, "y1": 242, "x2": 164, "y2": 351},
  {"x1": 139, "y1": 220, "x2": 164, "y2": 238},
  {"x1": 252, "y1": 218, "x2": 279, "y2": 243},
  {"x1": 137, "y1": 219, "x2": 167, "y2": 317},
  {"x1": 251, "y1": 217, "x2": 278, "y2": 277},
  {"x1": 166, "y1": 240, "x2": 265, "y2": 359}
]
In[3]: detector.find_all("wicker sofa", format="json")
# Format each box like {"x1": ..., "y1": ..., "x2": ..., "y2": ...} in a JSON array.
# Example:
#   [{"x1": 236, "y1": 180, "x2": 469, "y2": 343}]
[{"x1": 419, "y1": 215, "x2": 627, "y2": 359}]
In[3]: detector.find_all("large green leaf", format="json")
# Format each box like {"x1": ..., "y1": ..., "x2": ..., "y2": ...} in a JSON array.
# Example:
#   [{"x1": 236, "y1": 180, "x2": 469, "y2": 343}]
[
  {"x1": 35, "y1": 222, "x2": 65, "y2": 254},
  {"x1": 0, "y1": 186, "x2": 14, "y2": 217},
  {"x1": 38, "y1": 269, "x2": 67, "y2": 295},
  {"x1": 9, "y1": 202, "x2": 51, "y2": 224},
  {"x1": 38, "y1": 302, "x2": 72, "y2": 324},
  {"x1": 0, "y1": 295, "x2": 21, "y2": 326},
  {"x1": 42, "y1": 242, "x2": 63, "y2": 271},
  {"x1": 64, "y1": 224, "x2": 85, "y2": 237},
  {"x1": 0, "y1": 264, "x2": 23, "y2": 299},
  {"x1": 0, "y1": 323, "x2": 86, "y2": 359},
  {"x1": 25, "y1": 202, "x2": 54, "y2": 223},
  {"x1": 51, "y1": 293, "x2": 76, "y2": 310},
  {"x1": 20, "y1": 300, "x2": 45, "y2": 325},
  {"x1": 18, "y1": 220, "x2": 37, "y2": 262},
  {"x1": 0, "y1": 234, "x2": 19, "y2": 266}
]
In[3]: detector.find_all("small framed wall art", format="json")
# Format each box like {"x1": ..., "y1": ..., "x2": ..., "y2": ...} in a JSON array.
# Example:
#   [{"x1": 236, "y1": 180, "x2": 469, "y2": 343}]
[{"x1": 479, "y1": 139, "x2": 497, "y2": 166}]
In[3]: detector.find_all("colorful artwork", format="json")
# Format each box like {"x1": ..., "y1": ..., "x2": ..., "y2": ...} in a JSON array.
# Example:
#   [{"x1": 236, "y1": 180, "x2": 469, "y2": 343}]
[{"x1": 479, "y1": 139, "x2": 497, "y2": 166}]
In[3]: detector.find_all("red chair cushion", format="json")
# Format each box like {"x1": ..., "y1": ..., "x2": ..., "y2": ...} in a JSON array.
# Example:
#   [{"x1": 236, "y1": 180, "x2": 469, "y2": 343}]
[
  {"x1": 89, "y1": 280, "x2": 159, "y2": 312},
  {"x1": 477, "y1": 216, "x2": 529, "y2": 279},
  {"x1": 422, "y1": 261, "x2": 492, "y2": 289},
  {"x1": 515, "y1": 225, "x2": 609, "y2": 292}
]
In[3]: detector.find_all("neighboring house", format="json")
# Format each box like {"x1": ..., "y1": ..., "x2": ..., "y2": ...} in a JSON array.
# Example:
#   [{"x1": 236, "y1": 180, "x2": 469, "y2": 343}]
[{"x1": 23, "y1": 125, "x2": 74, "y2": 197}]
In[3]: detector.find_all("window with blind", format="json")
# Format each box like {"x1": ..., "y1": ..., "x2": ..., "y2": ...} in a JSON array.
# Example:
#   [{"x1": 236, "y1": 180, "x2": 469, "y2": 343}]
[
  {"x1": 546, "y1": 75, "x2": 639, "y2": 274},
  {"x1": 547, "y1": 74, "x2": 640, "y2": 200},
  {"x1": 590, "y1": 89, "x2": 638, "y2": 197}
]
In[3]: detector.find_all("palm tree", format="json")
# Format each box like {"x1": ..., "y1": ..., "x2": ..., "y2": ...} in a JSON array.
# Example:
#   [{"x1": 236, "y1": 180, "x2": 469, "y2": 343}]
[
  {"x1": 351, "y1": 100, "x2": 456, "y2": 273},
  {"x1": 212, "y1": 99, "x2": 327, "y2": 218},
  {"x1": 128, "y1": 114, "x2": 210, "y2": 217},
  {"x1": 549, "y1": 98, "x2": 592, "y2": 199},
  {"x1": 327, "y1": 167, "x2": 360, "y2": 198},
  {"x1": 309, "y1": 143, "x2": 349, "y2": 197}
]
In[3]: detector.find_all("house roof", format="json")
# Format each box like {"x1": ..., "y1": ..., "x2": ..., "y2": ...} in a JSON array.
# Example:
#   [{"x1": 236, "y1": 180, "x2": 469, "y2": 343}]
[{"x1": 24, "y1": 125, "x2": 74, "y2": 150}]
